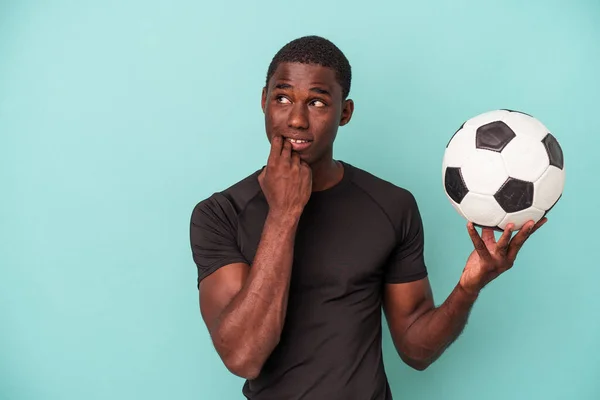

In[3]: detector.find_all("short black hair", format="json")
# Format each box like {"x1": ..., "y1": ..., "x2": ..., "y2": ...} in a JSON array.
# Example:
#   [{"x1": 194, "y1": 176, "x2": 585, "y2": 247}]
[{"x1": 265, "y1": 35, "x2": 352, "y2": 99}]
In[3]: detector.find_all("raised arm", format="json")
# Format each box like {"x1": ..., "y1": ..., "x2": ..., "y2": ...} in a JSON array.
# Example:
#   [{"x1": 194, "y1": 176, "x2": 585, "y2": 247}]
[
  {"x1": 383, "y1": 276, "x2": 478, "y2": 370},
  {"x1": 384, "y1": 218, "x2": 546, "y2": 371},
  {"x1": 195, "y1": 136, "x2": 312, "y2": 379}
]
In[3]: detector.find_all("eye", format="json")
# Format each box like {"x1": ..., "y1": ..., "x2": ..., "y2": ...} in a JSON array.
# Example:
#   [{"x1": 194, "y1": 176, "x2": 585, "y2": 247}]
[
  {"x1": 276, "y1": 95, "x2": 291, "y2": 104},
  {"x1": 310, "y1": 99, "x2": 327, "y2": 107}
]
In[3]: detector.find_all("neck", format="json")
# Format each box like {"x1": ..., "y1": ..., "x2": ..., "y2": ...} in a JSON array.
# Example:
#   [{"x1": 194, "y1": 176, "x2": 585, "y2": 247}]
[{"x1": 309, "y1": 157, "x2": 344, "y2": 192}]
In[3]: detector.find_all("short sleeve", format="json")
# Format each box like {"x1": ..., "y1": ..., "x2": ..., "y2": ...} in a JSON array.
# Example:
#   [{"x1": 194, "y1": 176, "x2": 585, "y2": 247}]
[
  {"x1": 384, "y1": 192, "x2": 428, "y2": 284},
  {"x1": 189, "y1": 194, "x2": 249, "y2": 286}
]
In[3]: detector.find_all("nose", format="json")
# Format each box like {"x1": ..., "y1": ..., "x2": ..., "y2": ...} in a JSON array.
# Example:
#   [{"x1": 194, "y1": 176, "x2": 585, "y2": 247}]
[{"x1": 288, "y1": 103, "x2": 309, "y2": 130}]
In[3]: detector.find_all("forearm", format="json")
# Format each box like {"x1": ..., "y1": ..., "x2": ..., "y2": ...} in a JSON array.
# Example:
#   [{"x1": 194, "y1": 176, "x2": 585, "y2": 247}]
[
  {"x1": 213, "y1": 211, "x2": 298, "y2": 376},
  {"x1": 400, "y1": 283, "x2": 479, "y2": 369}
]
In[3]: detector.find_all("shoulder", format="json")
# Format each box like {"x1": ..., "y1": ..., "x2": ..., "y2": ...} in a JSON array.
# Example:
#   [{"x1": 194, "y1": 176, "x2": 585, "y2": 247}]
[
  {"x1": 345, "y1": 162, "x2": 422, "y2": 232},
  {"x1": 191, "y1": 167, "x2": 264, "y2": 226},
  {"x1": 346, "y1": 162, "x2": 419, "y2": 209}
]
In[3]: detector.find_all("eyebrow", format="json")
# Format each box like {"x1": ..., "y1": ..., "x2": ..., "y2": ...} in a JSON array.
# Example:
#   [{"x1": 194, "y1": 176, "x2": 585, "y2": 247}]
[
  {"x1": 274, "y1": 83, "x2": 331, "y2": 97},
  {"x1": 310, "y1": 87, "x2": 331, "y2": 96}
]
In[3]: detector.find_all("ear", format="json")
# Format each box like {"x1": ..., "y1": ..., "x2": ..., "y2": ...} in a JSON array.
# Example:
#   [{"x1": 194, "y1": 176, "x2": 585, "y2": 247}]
[
  {"x1": 339, "y1": 99, "x2": 354, "y2": 127},
  {"x1": 261, "y1": 87, "x2": 267, "y2": 113}
]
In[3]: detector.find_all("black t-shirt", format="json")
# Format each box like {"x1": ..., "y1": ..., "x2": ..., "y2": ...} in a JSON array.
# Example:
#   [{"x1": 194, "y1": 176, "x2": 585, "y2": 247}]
[{"x1": 190, "y1": 161, "x2": 428, "y2": 400}]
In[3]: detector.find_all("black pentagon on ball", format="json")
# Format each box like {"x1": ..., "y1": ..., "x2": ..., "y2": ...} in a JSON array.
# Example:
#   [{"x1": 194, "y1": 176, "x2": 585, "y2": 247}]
[
  {"x1": 542, "y1": 133, "x2": 564, "y2": 169},
  {"x1": 476, "y1": 121, "x2": 516, "y2": 152},
  {"x1": 494, "y1": 177, "x2": 534, "y2": 213},
  {"x1": 444, "y1": 167, "x2": 468, "y2": 204}
]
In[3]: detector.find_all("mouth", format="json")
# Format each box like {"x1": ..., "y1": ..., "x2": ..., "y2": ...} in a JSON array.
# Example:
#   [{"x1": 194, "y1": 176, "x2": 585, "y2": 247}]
[{"x1": 282, "y1": 136, "x2": 313, "y2": 151}]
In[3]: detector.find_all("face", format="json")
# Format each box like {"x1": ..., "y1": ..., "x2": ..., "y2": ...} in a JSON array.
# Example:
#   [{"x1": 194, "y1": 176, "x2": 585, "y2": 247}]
[{"x1": 261, "y1": 62, "x2": 354, "y2": 166}]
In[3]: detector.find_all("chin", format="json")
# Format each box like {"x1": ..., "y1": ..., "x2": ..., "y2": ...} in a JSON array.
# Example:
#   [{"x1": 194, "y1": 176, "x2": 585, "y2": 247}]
[{"x1": 297, "y1": 151, "x2": 315, "y2": 164}]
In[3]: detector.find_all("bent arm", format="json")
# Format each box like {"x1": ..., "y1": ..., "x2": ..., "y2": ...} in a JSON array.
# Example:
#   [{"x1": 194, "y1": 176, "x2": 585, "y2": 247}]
[
  {"x1": 383, "y1": 278, "x2": 478, "y2": 370},
  {"x1": 199, "y1": 211, "x2": 299, "y2": 379}
]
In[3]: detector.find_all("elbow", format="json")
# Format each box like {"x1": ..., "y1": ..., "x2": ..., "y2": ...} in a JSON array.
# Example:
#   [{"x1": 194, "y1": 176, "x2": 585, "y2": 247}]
[
  {"x1": 406, "y1": 358, "x2": 432, "y2": 371},
  {"x1": 223, "y1": 353, "x2": 264, "y2": 380},
  {"x1": 394, "y1": 339, "x2": 437, "y2": 372},
  {"x1": 398, "y1": 351, "x2": 434, "y2": 371},
  {"x1": 213, "y1": 328, "x2": 281, "y2": 380}
]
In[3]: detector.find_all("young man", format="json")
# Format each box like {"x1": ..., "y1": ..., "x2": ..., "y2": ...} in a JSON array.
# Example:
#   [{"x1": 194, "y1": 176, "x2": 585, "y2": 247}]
[{"x1": 189, "y1": 36, "x2": 546, "y2": 399}]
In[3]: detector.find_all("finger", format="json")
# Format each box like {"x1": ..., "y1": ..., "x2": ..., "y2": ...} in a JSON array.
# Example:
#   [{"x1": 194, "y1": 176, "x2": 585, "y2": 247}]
[
  {"x1": 496, "y1": 223, "x2": 514, "y2": 255},
  {"x1": 530, "y1": 217, "x2": 548, "y2": 235},
  {"x1": 506, "y1": 220, "x2": 535, "y2": 262},
  {"x1": 300, "y1": 159, "x2": 311, "y2": 171},
  {"x1": 301, "y1": 161, "x2": 312, "y2": 186},
  {"x1": 281, "y1": 139, "x2": 292, "y2": 161},
  {"x1": 467, "y1": 222, "x2": 494, "y2": 264},
  {"x1": 506, "y1": 218, "x2": 546, "y2": 260},
  {"x1": 291, "y1": 151, "x2": 301, "y2": 166},
  {"x1": 268, "y1": 135, "x2": 283, "y2": 164},
  {"x1": 300, "y1": 160, "x2": 312, "y2": 178},
  {"x1": 481, "y1": 228, "x2": 496, "y2": 246}
]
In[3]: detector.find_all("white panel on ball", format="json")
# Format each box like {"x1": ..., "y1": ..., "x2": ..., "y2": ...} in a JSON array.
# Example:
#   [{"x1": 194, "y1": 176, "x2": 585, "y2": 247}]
[
  {"x1": 460, "y1": 150, "x2": 508, "y2": 195},
  {"x1": 498, "y1": 207, "x2": 546, "y2": 230},
  {"x1": 503, "y1": 111, "x2": 550, "y2": 142},
  {"x1": 442, "y1": 127, "x2": 477, "y2": 168},
  {"x1": 501, "y1": 135, "x2": 550, "y2": 182},
  {"x1": 463, "y1": 109, "x2": 510, "y2": 128},
  {"x1": 459, "y1": 192, "x2": 507, "y2": 227},
  {"x1": 533, "y1": 166, "x2": 565, "y2": 210},
  {"x1": 445, "y1": 193, "x2": 466, "y2": 219}
]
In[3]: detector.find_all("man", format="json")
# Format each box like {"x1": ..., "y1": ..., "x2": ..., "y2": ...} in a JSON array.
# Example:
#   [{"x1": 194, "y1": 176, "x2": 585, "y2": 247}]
[{"x1": 189, "y1": 35, "x2": 546, "y2": 399}]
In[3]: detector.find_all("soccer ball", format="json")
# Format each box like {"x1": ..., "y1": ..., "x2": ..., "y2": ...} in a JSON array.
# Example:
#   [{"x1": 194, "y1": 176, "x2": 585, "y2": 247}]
[{"x1": 442, "y1": 109, "x2": 565, "y2": 231}]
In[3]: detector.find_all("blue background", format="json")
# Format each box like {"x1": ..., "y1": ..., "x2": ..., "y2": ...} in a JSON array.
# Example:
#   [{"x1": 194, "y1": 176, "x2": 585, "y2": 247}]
[{"x1": 1, "y1": 1, "x2": 598, "y2": 399}]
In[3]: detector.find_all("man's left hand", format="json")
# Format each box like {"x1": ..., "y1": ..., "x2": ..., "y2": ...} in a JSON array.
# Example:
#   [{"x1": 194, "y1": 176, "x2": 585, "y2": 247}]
[{"x1": 459, "y1": 217, "x2": 548, "y2": 296}]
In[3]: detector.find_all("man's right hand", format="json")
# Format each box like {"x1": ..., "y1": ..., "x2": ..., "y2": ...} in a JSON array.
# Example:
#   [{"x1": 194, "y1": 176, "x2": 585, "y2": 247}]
[
  {"x1": 258, "y1": 136, "x2": 312, "y2": 218},
  {"x1": 198, "y1": 136, "x2": 308, "y2": 379}
]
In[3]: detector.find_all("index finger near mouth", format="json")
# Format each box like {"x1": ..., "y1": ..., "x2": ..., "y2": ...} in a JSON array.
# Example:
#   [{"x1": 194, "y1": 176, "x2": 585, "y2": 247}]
[{"x1": 268, "y1": 135, "x2": 283, "y2": 163}]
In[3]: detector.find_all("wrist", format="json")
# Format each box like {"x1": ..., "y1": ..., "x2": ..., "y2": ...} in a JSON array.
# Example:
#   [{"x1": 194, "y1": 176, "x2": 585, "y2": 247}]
[{"x1": 266, "y1": 209, "x2": 302, "y2": 227}]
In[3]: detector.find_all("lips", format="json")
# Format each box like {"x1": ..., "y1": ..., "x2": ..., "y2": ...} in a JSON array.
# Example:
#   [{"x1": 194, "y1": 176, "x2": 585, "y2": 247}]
[{"x1": 282, "y1": 135, "x2": 313, "y2": 151}]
